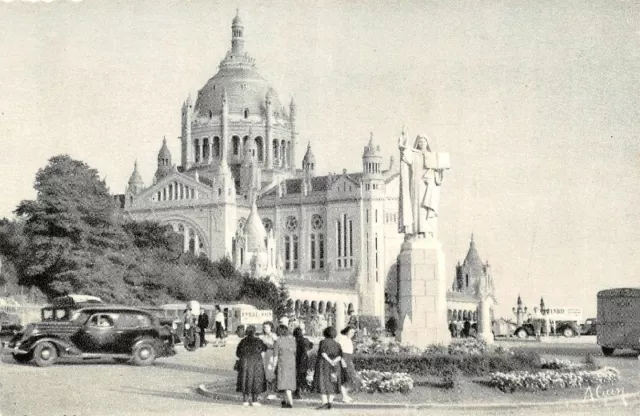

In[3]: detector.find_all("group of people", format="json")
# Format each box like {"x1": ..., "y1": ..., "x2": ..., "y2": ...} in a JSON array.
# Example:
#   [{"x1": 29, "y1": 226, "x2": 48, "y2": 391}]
[
  {"x1": 448, "y1": 319, "x2": 474, "y2": 338},
  {"x1": 183, "y1": 305, "x2": 227, "y2": 347},
  {"x1": 235, "y1": 322, "x2": 360, "y2": 409}
]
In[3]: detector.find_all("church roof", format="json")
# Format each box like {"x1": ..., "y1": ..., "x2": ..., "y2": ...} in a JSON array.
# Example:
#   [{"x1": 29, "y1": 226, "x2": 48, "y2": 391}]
[
  {"x1": 193, "y1": 17, "x2": 285, "y2": 120},
  {"x1": 245, "y1": 200, "x2": 267, "y2": 252},
  {"x1": 463, "y1": 235, "x2": 484, "y2": 270},
  {"x1": 302, "y1": 142, "x2": 315, "y2": 164},
  {"x1": 158, "y1": 138, "x2": 171, "y2": 160},
  {"x1": 128, "y1": 161, "x2": 143, "y2": 186}
]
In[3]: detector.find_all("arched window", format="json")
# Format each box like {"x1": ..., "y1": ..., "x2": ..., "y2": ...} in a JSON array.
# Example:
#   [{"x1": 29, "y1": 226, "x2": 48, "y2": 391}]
[
  {"x1": 213, "y1": 137, "x2": 220, "y2": 157},
  {"x1": 255, "y1": 136, "x2": 264, "y2": 162},
  {"x1": 280, "y1": 139, "x2": 286, "y2": 165},
  {"x1": 232, "y1": 136, "x2": 240, "y2": 155},
  {"x1": 194, "y1": 139, "x2": 200, "y2": 163},
  {"x1": 202, "y1": 138, "x2": 210, "y2": 161},
  {"x1": 244, "y1": 108, "x2": 249, "y2": 119}
]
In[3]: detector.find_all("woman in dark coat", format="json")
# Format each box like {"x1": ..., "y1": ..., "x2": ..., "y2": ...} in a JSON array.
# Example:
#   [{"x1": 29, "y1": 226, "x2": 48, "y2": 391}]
[
  {"x1": 312, "y1": 326, "x2": 343, "y2": 410},
  {"x1": 293, "y1": 327, "x2": 314, "y2": 399},
  {"x1": 236, "y1": 325, "x2": 267, "y2": 406}
]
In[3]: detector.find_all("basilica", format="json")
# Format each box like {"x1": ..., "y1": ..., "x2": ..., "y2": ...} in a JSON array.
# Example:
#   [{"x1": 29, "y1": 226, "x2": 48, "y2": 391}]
[{"x1": 117, "y1": 13, "x2": 495, "y2": 324}]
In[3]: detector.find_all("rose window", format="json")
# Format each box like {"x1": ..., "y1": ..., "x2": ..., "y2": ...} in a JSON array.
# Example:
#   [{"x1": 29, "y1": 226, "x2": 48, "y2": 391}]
[
  {"x1": 311, "y1": 214, "x2": 324, "y2": 230},
  {"x1": 285, "y1": 216, "x2": 298, "y2": 232}
]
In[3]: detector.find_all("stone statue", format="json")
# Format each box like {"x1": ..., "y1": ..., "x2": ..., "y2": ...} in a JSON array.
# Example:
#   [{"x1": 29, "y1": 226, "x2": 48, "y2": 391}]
[{"x1": 398, "y1": 131, "x2": 450, "y2": 238}]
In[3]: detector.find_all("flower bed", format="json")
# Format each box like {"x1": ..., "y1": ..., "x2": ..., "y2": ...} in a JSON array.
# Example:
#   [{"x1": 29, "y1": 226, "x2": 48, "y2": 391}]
[
  {"x1": 358, "y1": 370, "x2": 414, "y2": 394},
  {"x1": 490, "y1": 367, "x2": 620, "y2": 393},
  {"x1": 304, "y1": 369, "x2": 414, "y2": 394}
]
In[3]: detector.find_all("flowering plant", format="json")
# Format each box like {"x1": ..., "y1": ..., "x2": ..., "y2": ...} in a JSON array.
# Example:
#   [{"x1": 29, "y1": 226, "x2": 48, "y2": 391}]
[
  {"x1": 490, "y1": 367, "x2": 619, "y2": 393},
  {"x1": 540, "y1": 358, "x2": 584, "y2": 370},
  {"x1": 357, "y1": 370, "x2": 414, "y2": 394}
]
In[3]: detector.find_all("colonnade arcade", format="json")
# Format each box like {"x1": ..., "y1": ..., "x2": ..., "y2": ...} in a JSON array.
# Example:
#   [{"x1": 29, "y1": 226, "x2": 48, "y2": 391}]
[
  {"x1": 193, "y1": 134, "x2": 293, "y2": 168},
  {"x1": 289, "y1": 299, "x2": 356, "y2": 319},
  {"x1": 448, "y1": 308, "x2": 478, "y2": 323}
]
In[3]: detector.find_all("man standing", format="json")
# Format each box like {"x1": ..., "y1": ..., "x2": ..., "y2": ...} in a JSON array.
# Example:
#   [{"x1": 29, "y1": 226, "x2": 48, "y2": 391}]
[{"x1": 198, "y1": 310, "x2": 209, "y2": 347}]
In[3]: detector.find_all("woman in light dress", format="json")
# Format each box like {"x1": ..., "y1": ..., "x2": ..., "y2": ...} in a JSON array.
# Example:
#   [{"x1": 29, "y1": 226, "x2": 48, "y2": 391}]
[
  {"x1": 273, "y1": 325, "x2": 297, "y2": 408},
  {"x1": 259, "y1": 321, "x2": 278, "y2": 400},
  {"x1": 335, "y1": 326, "x2": 360, "y2": 403}
]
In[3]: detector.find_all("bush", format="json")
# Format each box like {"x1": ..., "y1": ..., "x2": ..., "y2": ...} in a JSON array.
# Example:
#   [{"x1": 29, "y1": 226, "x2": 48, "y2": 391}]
[
  {"x1": 441, "y1": 366, "x2": 461, "y2": 390},
  {"x1": 353, "y1": 350, "x2": 541, "y2": 377}
]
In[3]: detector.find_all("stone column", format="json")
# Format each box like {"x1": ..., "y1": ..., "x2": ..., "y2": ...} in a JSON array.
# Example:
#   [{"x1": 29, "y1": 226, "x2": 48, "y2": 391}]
[
  {"x1": 183, "y1": 228, "x2": 189, "y2": 253},
  {"x1": 335, "y1": 301, "x2": 346, "y2": 332},
  {"x1": 194, "y1": 233, "x2": 200, "y2": 255},
  {"x1": 397, "y1": 237, "x2": 451, "y2": 348},
  {"x1": 477, "y1": 295, "x2": 494, "y2": 344}
]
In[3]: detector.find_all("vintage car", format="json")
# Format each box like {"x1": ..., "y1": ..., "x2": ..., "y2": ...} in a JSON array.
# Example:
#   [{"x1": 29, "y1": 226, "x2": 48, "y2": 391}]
[
  {"x1": 4, "y1": 306, "x2": 176, "y2": 367},
  {"x1": 514, "y1": 320, "x2": 581, "y2": 338}
]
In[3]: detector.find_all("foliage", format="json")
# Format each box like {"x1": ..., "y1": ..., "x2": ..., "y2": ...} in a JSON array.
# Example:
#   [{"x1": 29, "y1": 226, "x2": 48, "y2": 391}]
[
  {"x1": 5, "y1": 155, "x2": 290, "y2": 311},
  {"x1": 441, "y1": 366, "x2": 462, "y2": 390},
  {"x1": 352, "y1": 350, "x2": 541, "y2": 378},
  {"x1": 357, "y1": 315, "x2": 382, "y2": 334},
  {"x1": 273, "y1": 281, "x2": 293, "y2": 320},
  {"x1": 490, "y1": 367, "x2": 619, "y2": 393},
  {"x1": 357, "y1": 370, "x2": 414, "y2": 394}
]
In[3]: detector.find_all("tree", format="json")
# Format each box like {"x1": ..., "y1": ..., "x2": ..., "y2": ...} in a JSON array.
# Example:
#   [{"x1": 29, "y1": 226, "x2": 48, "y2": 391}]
[
  {"x1": 274, "y1": 281, "x2": 293, "y2": 320},
  {"x1": 14, "y1": 155, "x2": 128, "y2": 296}
]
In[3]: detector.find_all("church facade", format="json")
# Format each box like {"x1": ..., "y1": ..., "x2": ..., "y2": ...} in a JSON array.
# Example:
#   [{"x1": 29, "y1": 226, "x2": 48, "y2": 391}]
[{"x1": 118, "y1": 14, "x2": 493, "y2": 324}]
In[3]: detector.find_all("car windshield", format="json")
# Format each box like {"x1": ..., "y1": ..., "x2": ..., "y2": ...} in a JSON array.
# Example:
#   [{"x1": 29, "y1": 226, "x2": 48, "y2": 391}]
[{"x1": 70, "y1": 311, "x2": 92, "y2": 324}]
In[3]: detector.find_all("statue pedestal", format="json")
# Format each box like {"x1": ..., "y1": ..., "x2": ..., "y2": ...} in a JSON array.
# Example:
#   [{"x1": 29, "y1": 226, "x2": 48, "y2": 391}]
[
  {"x1": 477, "y1": 296, "x2": 494, "y2": 345},
  {"x1": 397, "y1": 237, "x2": 451, "y2": 348}
]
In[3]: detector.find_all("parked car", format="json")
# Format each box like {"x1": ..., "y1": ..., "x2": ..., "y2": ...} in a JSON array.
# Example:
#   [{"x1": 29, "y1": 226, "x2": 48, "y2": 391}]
[
  {"x1": 581, "y1": 318, "x2": 597, "y2": 336},
  {"x1": 514, "y1": 320, "x2": 580, "y2": 339},
  {"x1": 1, "y1": 311, "x2": 23, "y2": 347},
  {"x1": 4, "y1": 306, "x2": 176, "y2": 367}
]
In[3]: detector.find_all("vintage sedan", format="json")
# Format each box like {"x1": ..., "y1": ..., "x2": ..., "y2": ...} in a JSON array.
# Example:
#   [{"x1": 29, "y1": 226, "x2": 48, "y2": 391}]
[{"x1": 5, "y1": 306, "x2": 176, "y2": 367}]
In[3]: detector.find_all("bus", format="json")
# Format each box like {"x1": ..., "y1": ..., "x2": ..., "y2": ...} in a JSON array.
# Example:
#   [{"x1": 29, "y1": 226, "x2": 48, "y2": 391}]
[{"x1": 597, "y1": 288, "x2": 640, "y2": 357}]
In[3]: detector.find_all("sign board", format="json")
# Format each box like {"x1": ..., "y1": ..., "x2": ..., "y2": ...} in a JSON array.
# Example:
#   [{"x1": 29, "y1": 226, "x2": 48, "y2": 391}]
[{"x1": 545, "y1": 307, "x2": 582, "y2": 322}]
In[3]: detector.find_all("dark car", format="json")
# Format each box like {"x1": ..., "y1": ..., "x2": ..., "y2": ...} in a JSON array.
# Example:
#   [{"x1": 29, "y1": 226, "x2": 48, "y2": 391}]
[
  {"x1": 514, "y1": 320, "x2": 580, "y2": 338},
  {"x1": 4, "y1": 306, "x2": 176, "y2": 367}
]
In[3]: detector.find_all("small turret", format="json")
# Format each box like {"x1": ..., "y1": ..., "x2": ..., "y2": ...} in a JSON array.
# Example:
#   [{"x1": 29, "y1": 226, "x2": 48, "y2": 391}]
[
  {"x1": 231, "y1": 9, "x2": 245, "y2": 56},
  {"x1": 362, "y1": 132, "x2": 382, "y2": 175},
  {"x1": 155, "y1": 137, "x2": 172, "y2": 181},
  {"x1": 302, "y1": 142, "x2": 316, "y2": 175},
  {"x1": 127, "y1": 160, "x2": 145, "y2": 195}
]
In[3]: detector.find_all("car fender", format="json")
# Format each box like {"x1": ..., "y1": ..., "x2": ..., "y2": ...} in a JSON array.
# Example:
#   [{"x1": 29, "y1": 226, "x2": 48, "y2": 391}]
[{"x1": 28, "y1": 336, "x2": 78, "y2": 355}]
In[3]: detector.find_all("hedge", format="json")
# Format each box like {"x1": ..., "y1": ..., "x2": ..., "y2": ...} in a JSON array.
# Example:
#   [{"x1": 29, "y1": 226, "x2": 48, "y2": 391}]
[{"x1": 351, "y1": 350, "x2": 542, "y2": 377}]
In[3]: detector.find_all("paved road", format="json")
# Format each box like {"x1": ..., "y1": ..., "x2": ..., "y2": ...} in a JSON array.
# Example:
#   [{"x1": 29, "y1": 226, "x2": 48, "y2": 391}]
[{"x1": 1, "y1": 336, "x2": 639, "y2": 416}]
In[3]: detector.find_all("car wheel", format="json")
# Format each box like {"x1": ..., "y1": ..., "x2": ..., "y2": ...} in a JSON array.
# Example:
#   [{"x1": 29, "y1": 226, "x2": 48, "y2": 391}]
[
  {"x1": 132, "y1": 341, "x2": 156, "y2": 366},
  {"x1": 33, "y1": 342, "x2": 58, "y2": 367},
  {"x1": 12, "y1": 352, "x2": 33, "y2": 364},
  {"x1": 562, "y1": 327, "x2": 575, "y2": 338},
  {"x1": 601, "y1": 346, "x2": 615, "y2": 357},
  {"x1": 516, "y1": 328, "x2": 528, "y2": 339}
]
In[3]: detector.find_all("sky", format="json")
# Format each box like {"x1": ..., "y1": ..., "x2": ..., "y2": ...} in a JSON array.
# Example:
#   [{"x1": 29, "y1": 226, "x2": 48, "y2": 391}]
[{"x1": 1, "y1": 0, "x2": 639, "y2": 320}]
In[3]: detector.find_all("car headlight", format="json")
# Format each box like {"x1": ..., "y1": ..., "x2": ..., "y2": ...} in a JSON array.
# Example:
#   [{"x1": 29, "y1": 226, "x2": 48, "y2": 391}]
[{"x1": 184, "y1": 323, "x2": 190, "y2": 330}]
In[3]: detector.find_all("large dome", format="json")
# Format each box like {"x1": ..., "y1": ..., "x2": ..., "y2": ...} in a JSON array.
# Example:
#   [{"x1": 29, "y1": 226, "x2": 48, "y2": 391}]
[
  {"x1": 193, "y1": 14, "x2": 285, "y2": 120},
  {"x1": 193, "y1": 66, "x2": 284, "y2": 119}
]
